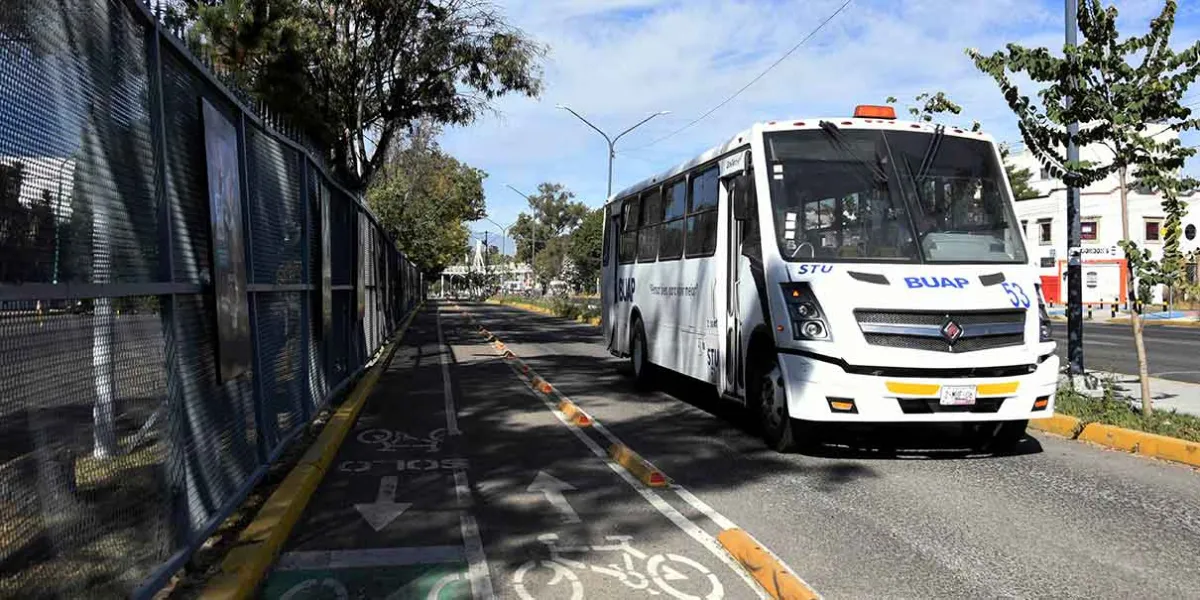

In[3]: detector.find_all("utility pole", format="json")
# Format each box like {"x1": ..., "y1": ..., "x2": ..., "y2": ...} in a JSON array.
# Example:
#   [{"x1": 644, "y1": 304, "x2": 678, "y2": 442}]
[
  {"x1": 1065, "y1": 0, "x2": 1084, "y2": 375},
  {"x1": 555, "y1": 105, "x2": 670, "y2": 199}
]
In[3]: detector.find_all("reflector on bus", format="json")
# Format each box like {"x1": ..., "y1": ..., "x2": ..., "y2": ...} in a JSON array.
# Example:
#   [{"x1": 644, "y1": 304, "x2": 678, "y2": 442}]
[{"x1": 853, "y1": 105, "x2": 896, "y2": 119}]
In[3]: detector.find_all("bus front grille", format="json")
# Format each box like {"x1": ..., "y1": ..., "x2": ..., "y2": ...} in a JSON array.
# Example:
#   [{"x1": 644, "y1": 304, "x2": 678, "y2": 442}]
[{"x1": 855, "y1": 309, "x2": 1026, "y2": 353}]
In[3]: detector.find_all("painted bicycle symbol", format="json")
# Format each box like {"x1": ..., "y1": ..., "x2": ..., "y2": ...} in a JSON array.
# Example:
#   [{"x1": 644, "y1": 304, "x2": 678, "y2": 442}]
[
  {"x1": 512, "y1": 533, "x2": 723, "y2": 600},
  {"x1": 356, "y1": 427, "x2": 446, "y2": 453}
]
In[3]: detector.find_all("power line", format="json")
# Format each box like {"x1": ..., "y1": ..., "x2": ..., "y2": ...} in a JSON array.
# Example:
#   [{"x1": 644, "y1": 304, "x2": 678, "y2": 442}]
[{"x1": 627, "y1": 0, "x2": 854, "y2": 151}]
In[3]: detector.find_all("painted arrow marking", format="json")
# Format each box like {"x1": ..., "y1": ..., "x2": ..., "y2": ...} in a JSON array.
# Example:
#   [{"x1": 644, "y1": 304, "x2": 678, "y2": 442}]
[
  {"x1": 527, "y1": 471, "x2": 580, "y2": 524},
  {"x1": 355, "y1": 475, "x2": 412, "y2": 531}
]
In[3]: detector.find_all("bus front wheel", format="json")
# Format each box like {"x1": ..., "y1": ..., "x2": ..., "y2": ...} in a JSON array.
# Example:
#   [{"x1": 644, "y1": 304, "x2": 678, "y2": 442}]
[
  {"x1": 630, "y1": 318, "x2": 654, "y2": 390},
  {"x1": 749, "y1": 354, "x2": 803, "y2": 452}
]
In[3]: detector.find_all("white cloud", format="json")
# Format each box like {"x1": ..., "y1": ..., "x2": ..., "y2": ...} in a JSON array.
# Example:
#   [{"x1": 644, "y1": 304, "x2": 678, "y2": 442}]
[{"x1": 442, "y1": 0, "x2": 1200, "y2": 237}]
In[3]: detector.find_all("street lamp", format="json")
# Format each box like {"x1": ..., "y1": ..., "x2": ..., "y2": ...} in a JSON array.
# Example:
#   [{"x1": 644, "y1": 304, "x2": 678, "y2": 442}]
[
  {"x1": 504, "y1": 184, "x2": 539, "y2": 273},
  {"x1": 555, "y1": 104, "x2": 670, "y2": 198}
]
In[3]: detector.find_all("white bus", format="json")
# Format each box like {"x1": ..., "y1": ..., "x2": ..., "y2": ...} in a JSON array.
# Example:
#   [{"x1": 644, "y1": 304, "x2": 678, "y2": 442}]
[{"x1": 600, "y1": 105, "x2": 1059, "y2": 452}]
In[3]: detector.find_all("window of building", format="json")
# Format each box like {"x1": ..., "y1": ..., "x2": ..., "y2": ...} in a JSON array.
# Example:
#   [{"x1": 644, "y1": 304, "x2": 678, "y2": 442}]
[
  {"x1": 685, "y1": 167, "x2": 720, "y2": 257},
  {"x1": 1038, "y1": 219, "x2": 1052, "y2": 245},
  {"x1": 1081, "y1": 220, "x2": 1097, "y2": 241},
  {"x1": 659, "y1": 179, "x2": 686, "y2": 260},
  {"x1": 1039, "y1": 167, "x2": 1050, "y2": 180},
  {"x1": 1144, "y1": 218, "x2": 1162, "y2": 243},
  {"x1": 637, "y1": 188, "x2": 663, "y2": 262}
]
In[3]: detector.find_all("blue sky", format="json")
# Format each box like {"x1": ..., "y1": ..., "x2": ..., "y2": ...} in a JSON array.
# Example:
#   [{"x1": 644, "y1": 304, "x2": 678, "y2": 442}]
[{"x1": 441, "y1": 0, "x2": 1200, "y2": 253}]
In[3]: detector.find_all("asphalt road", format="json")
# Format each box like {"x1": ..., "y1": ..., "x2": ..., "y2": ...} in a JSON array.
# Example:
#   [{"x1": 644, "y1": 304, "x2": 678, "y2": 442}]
[
  {"x1": 1047, "y1": 321, "x2": 1200, "y2": 383},
  {"x1": 455, "y1": 302, "x2": 1200, "y2": 600}
]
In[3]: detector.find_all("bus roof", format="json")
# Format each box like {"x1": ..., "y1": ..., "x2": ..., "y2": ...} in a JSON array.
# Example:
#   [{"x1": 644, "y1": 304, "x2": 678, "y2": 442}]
[{"x1": 606, "y1": 118, "x2": 997, "y2": 206}]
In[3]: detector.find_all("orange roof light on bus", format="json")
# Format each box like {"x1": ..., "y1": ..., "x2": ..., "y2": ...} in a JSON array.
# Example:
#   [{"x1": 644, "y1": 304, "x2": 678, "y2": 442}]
[{"x1": 853, "y1": 105, "x2": 896, "y2": 120}]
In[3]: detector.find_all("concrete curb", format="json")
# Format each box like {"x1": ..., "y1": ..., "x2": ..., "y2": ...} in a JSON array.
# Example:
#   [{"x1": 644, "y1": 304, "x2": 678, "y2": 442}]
[
  {"x1": 1030, "y1": 413, "x2": 1200, "y2": 468},
  {"x1": 717, "y1": 528, "x2": 821, "y2": 600},
  {"x1": 199, "y1": 305, "x2": 423, "y2": 600}
]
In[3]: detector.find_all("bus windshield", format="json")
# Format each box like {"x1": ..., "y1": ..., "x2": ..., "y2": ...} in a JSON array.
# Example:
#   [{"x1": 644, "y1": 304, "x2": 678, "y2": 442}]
[{"x1": 764, "y1": 128, "x2": 1028, "y2": 264}]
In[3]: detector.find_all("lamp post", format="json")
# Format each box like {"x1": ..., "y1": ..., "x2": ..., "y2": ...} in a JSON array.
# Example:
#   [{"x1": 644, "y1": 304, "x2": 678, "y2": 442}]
[
  {"x1": 505, "y1": 184, "x2": 539, "y2": 289},
  {"x1": 555, "y1": 105, "x2": 670, "y2": 199}
]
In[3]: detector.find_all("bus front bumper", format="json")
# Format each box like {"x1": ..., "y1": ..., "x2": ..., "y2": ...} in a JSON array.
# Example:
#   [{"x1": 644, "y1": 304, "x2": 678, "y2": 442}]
[{"x1": 778, "y1": 352, "x2": 1060, "y2": 423}]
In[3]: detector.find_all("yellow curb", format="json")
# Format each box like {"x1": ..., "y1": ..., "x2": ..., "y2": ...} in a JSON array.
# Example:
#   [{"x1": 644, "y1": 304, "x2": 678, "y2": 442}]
[
  {"x1": 1028, "y1": 414, "x2": 1082, "y2": 438},
  {"x1": 200, "y1": 305, "x2": 422, "y2": 600},
  {"x1": 717, "y1": 528, "x2": 820, "y2": 600},
  {"x1": 608, "y1": 443, "x2": 669, "y2": 487},
  {"x1": 1077, "y1": 423, "x2": 1200, "y2": 466},
  {"x1": 557, "y1": 399, "x2": 593, "y2": 427}
]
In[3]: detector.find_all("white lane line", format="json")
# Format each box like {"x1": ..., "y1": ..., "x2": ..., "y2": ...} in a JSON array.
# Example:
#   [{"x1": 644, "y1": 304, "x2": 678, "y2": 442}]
[
  {"x1": 437, "y1": 306, "x2": 462, "y2": 436},
  {"x1": 480, "y1": 334, "x2": 767, "y2": 600},
  {"x1": 671, "y1": 485, "x2": 738, "y2": 531},
  {"x1": 455, "y1": 469, "x2": 494, "y2": 600},
  {"x1": 275, "y1": 546, "x2": 464, "y2": 571}
]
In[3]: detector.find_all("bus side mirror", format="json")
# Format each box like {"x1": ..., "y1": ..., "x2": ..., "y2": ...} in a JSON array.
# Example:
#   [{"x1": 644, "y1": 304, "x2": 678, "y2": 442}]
[{"x1": 732, "y1": 176, "x2": 755, "y2": 221}]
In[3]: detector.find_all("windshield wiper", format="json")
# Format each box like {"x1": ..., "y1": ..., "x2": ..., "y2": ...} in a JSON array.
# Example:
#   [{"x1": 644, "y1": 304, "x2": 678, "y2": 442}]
[
  {"x1": 914, "y1": 124, "x2": 945, "y2": 182},
  {"x1": 818, "y1": 120, "x2": 888, "y2": 183}
]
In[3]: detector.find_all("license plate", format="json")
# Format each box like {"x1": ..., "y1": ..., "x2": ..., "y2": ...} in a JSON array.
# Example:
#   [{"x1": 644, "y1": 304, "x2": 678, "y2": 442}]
[{"x1": 940, "y1": 385, "x2": 977, "y2": 406}]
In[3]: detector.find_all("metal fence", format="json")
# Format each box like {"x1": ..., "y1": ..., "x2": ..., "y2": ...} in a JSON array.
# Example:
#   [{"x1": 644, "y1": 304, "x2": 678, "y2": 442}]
[{"x1": 0, "y1": 0, "x2": 423, "y2": 597}]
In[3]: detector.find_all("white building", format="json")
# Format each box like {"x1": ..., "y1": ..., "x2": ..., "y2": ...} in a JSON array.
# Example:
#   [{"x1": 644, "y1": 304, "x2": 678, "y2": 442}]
[{"x1": 1008, "y1": 129, "x2": 1200, "y2": 306}]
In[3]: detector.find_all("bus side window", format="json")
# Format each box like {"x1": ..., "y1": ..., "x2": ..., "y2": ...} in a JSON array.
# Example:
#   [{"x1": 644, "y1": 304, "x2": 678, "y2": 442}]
[
  {"x1": 602, "y1": 206, "x2": 612, "y2": 267},
  {"x1": 738, "y1": 175, "x2": 761, "y2": 262}
]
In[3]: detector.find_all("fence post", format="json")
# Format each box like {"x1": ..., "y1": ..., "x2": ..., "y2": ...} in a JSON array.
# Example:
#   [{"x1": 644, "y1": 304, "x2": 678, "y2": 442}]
[{"x1": 237, "y1": 112, "x2": 269, "y2": 464}]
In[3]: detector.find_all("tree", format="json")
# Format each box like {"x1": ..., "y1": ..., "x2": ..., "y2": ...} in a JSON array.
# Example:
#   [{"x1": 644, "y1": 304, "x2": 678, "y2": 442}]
[
  {"x1": 885, "y1": 92, "x2": 982, "y2": 131},
  {"x1": 174, "y1": 0, "x2": 545, "y2": 191},
  {"x1": 367, "y1": 121, "x2": 487, "y2": 274},
  {"x1": 509, "y1": 182, "x2": 588, "y2": 263},
  {"x1": 532, "y1": 236, "x2": 569, "y2": 292},
  {"x1": 968, "y1": 0, "x2": 1200, "y2": 414},
  {"x1": 1000, "y1": 144, "x2": 1041, "y2": 201},
  {"x1": 567, "y1": 207, "x2": 604, "y2": 293}
]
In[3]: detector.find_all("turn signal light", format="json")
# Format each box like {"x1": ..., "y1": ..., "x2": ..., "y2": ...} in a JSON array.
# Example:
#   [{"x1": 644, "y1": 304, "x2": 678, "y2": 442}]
[
  {"x1": 1033, "y1": 396, "x2": 1050, "y2": 411},
  {"x1": 827, "y1": 398, "x2": 857, "y2": 413},
  {"x1": 853, "y1": 105, "x2": 897, "y2": 119}
]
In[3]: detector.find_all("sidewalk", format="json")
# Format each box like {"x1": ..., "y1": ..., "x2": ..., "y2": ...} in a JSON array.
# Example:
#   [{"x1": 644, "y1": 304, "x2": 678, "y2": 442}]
[
  {"x1": 1049, "y1": 307, "x2": 1200, "y2": 326},
  {"x1": 1061, "y1": 371, "x2": 1200, "y2": 417}
]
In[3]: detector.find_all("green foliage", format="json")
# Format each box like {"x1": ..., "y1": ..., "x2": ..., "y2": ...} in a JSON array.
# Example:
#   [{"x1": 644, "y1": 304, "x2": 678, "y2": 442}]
[
  {"x1": 566, "y1": 208, "x2": 604, "y2": 293},
  {"x1": 885, "y1": 92, "x2": 982, "y2": 131},
  {"x1": 510, "y1": 182, "x2": 589, "y2": 264},
  {"x1": 1056, "y1": 386, "x2": 1200, "y2": 443},
  {"x1": 172, "y1": 0, "x2": 545, "y2": 191},
  {"x1": 999, "y1": 144, "x2": 1041, "y2": 201},
  {"x1": 492, "y1": 294, "x2": 600, "y2": 321},
  {"x1": 366, "y1": 122, "x2": 487, "y2": 274},
  {"x1": 532, "y1": 236, "x2": 570, "y2": 290}
]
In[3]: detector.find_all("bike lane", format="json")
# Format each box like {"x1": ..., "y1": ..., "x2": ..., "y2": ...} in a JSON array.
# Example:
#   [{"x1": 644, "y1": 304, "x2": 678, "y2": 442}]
[
  {"x1": 259, "y1": 303, "x2": 760, "y2": 599},
  {"x1": 441, "y1": 303, "x2": 760, "y2": 600}
]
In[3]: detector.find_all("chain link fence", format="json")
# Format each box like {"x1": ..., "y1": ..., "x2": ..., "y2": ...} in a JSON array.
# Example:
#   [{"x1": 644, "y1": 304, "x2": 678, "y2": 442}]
[{"x1": 0, "y1": 0, "x2": 424, "y2": 596}]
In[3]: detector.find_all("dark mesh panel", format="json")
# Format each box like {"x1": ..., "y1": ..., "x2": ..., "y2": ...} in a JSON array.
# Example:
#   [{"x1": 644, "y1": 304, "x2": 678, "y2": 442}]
[
  {"x1": 863, "y1": 333, "x2": 1025, "y2": 353},
  {"x1": 161, "y1": 48, "x2": 239, "y2": 285},
  {"x1": 855, "y1": 309, "x2": 1025, "y2": 326},
  {"x1": 0, "y1": 0, "x2": 159, "y2": 286},
  {"x1": 305, "y1": 290, "x2": 327, "y2": 412},
  {"x1": 253, "y1": 293, "x2": 305, "y2": 452},
  {"x1": 330, "y1": 191, "x2": 352, "y2": 286},
  {"x1": 330, "y1": 290, "x2": 352, "y2": 386},
  {"x1": 0, "y1": 298, "x2": 169, "y2": 596},
  {"x1": 246, "y1": 126, "x2": 303, "y2": 285},
  {"x1": 169, "y1": 294, "x2": 258, "y2": 536}
]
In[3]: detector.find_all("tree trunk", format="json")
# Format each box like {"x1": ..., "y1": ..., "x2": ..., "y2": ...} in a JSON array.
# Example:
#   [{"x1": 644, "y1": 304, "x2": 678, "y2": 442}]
[{"x1": 1118, "y1": 168, "x2": 1153, "y2": 415}]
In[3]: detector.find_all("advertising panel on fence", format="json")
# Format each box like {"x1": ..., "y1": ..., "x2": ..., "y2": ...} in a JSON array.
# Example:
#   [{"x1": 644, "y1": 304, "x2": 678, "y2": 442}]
[
  {"x1": 202, "y1": 98, "x2": 252, "y2": 382},
  {"x1": 321, "y1": 183, "x2": 333, "y2": 339}
]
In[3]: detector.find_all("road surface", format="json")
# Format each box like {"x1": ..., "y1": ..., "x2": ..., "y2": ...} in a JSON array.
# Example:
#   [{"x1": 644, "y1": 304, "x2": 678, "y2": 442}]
[
  {"x1": 262, "y1": 302, "x2": 1200, "y2": 600},
  {"x1": 1047, "y1": 321, "x2": 1200, "y2": 383}
]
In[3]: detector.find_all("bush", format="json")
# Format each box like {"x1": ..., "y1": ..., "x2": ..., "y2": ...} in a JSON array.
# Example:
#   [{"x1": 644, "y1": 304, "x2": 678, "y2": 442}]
[{"x1": 1055, "y1": 386, "x2": 1200, "y2": 443}]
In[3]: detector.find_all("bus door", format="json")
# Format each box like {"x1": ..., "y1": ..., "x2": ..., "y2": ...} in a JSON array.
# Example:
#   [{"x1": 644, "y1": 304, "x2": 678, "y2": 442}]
[
  {"x1": 601, "y1": 204, "x2": 621, "y2": 353},
  {"x1": 721, "y1": 152, "x2": 755, "y2": 399}
]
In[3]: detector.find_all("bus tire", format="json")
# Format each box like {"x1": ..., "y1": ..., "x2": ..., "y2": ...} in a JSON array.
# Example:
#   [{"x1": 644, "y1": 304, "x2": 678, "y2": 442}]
[
  {"x1": 749, "y1": 352, "x2": 799, "y2": 452},
  {"x1": 630, "y1": 317, "x2": 654, "y2": 390}
]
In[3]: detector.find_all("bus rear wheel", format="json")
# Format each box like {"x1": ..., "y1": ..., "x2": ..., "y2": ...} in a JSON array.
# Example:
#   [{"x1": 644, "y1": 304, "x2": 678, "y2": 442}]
[{"x1": 629, "y1": 318, "x2": 654, "y2": 390}]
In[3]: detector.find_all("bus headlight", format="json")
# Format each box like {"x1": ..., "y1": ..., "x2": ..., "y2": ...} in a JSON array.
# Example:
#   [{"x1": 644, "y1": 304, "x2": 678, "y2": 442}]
[
  {"x1": 781, "y1": 283, "x2": 832, "y2": 342},
  {"x1": 1034, "y1": 283, "x2": 1052, "y2": 343}
]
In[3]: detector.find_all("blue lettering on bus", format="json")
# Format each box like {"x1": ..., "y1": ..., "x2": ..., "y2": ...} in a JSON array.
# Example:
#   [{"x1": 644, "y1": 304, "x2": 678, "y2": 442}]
[
  {"x1": 617, "y1": 277, "x2": 637, "y2": 302},
  {"x1": 795, "y1": 264, "x2": 834, "y2": 275},
  {"x1": 904, "y1": 276, "x2": 971, "y2": 289}
]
